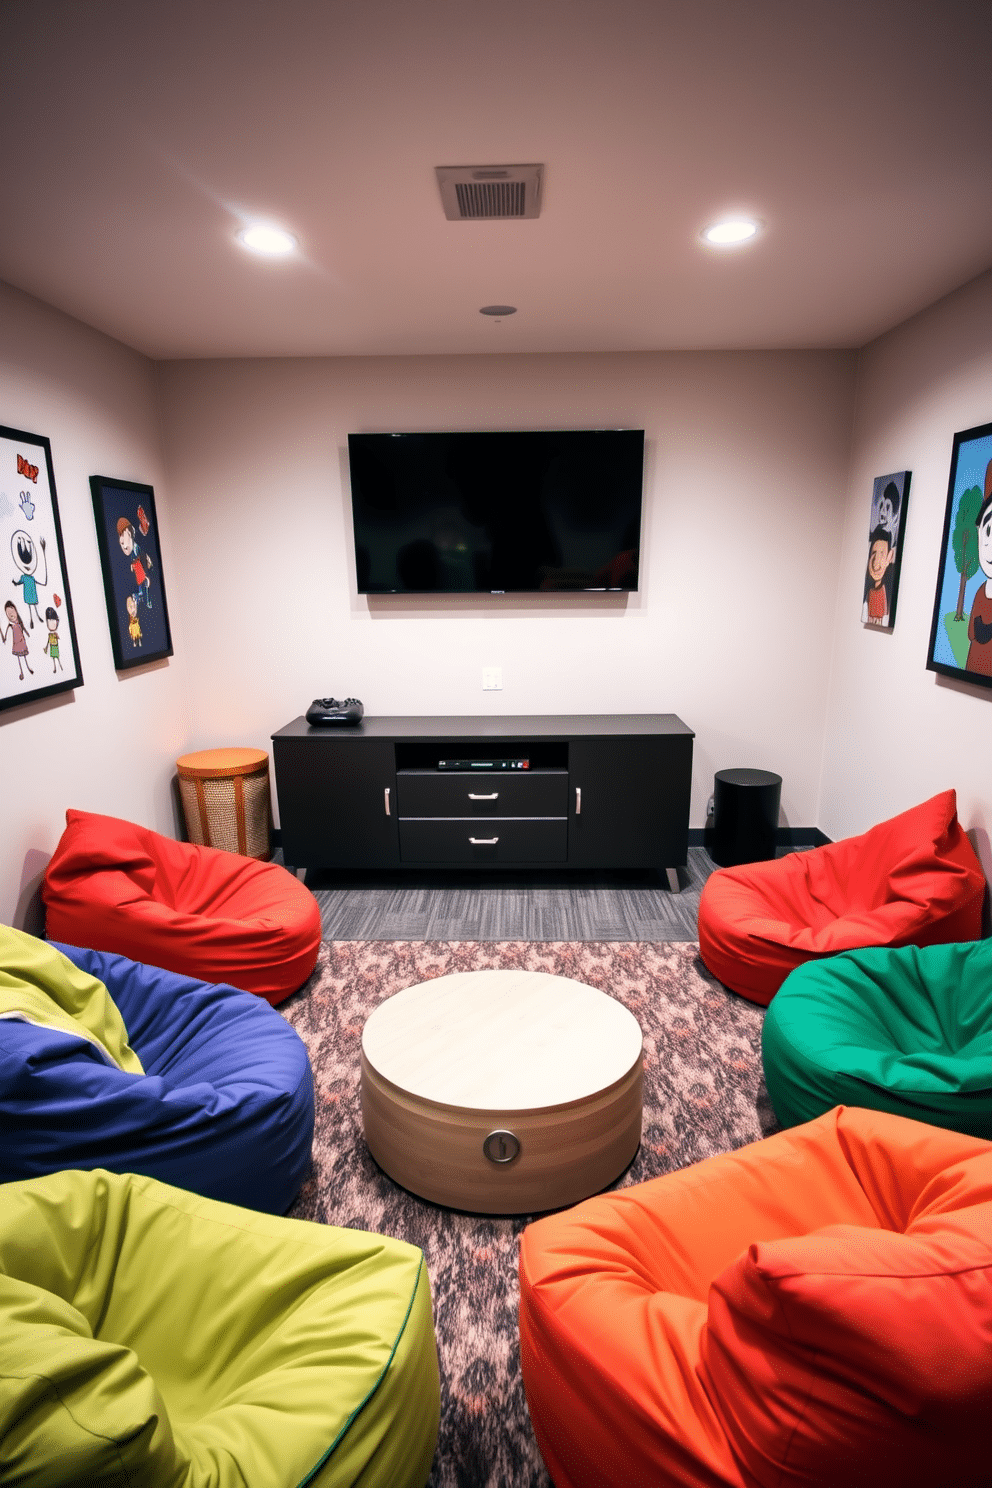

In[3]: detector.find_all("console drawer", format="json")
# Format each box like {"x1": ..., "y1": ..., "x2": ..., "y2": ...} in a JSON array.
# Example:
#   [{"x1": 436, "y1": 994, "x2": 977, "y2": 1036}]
[
  {"x1": 396, "y1": 770, "x2": 568, "y2": 818},
  {"x1": 399, "y1": 818, "x2": 567, "y2": 863}
]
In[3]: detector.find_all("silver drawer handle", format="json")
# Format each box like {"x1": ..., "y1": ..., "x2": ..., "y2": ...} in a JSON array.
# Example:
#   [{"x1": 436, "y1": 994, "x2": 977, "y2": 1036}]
[
  {"x1": 575, "y1": 786, "x2": 582, "y2": 815},
  {"x1": 468, "y1": 792, "x2": 499, "y2": 800},
  {"x1": 469, "y1": 836, "x2": 499, "y2": 845},
  {"x1": 384, "y1": 786, "x2": 391, "y2": 816}
]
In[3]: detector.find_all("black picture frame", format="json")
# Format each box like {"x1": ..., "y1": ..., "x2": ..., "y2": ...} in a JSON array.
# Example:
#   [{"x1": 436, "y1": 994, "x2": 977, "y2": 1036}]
[
  {"x1": 926, "y1": 420, "x2": 992, "y2": 689},
  {"x1": 0, "y1": 423, "x2": 83, "y2": 712},
  {"x1": 862, "y1": 470, "x2": 910, "y2": 630},
  {"x1": 90, "y1": 475, "x2": 173, "y2": 670}
]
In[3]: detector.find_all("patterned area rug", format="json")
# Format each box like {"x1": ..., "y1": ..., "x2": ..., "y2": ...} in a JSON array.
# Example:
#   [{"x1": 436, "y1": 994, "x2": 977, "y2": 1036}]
[{"x1": 281, "y1": 941, "x2": 778, "y2": 1488}]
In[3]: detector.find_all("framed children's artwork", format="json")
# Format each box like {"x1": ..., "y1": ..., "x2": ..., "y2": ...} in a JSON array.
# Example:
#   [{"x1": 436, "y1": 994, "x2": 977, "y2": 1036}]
[
  {"x1": 926, "y1": 420, "x2": 992, "y2": 689},
  {"x1": 0, "y1": 423, "x2": 83, "y2": 712},
  {"x1": 90, "y1": 475, "x2": 174, "y2": 670},
  {"x1": 862, "y1": 470, "x2": 910, "y2": 630}
]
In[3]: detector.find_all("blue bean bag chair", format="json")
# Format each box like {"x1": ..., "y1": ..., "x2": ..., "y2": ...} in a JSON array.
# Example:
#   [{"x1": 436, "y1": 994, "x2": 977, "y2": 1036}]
[{"x1": 0, "y1": 925, "x2": 315, "y2": 1213}]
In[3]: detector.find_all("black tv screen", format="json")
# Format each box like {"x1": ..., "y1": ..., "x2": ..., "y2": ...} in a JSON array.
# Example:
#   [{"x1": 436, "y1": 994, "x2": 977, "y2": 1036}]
[{"x1": 348, "y1": 429, "x2": 644, "y2": 594}]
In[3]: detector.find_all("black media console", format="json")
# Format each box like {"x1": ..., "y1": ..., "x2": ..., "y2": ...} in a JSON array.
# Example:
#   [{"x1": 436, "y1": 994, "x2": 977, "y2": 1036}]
[{"x1": 271, "y1": 714, "x2": 694, "y2": 875}]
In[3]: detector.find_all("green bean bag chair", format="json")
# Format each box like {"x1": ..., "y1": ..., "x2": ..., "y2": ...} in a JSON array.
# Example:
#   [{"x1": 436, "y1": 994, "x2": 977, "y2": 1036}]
[
  {"x1": 762, "y1": 940, "x2": 992, "y2": 1137},
  {"x1": 0, "y1": 1168, "x2": 440, "y2": 1487}
]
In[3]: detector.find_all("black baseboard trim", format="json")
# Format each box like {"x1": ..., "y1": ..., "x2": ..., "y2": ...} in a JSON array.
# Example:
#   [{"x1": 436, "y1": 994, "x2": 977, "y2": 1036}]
[{"x1": 689, "y1": 826, "x2": 831, "y2": 849}]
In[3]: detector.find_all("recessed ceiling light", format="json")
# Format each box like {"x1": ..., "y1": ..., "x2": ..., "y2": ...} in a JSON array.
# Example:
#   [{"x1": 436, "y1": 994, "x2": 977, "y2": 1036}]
[
  {"x1": 237, "y1": 224, "x2": 298, "y2": 256},
  {"x1": 701, "y1": 218, "x2": 760, "y2": 246},
  {"x1": 480, "y1": 304, "x2": 517, "y2": 317}
]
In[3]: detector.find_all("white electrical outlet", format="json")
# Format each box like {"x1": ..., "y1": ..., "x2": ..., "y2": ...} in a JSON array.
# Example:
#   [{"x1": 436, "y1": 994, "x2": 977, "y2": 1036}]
[{"x1": 482, "y1": 667, "x2": 503, "y2": 691}]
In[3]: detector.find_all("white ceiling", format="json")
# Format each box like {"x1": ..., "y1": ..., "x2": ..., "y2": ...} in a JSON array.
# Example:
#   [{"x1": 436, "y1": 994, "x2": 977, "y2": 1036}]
[{"x1": 2, "y1": 0, "x2": 991, "y2": 361}]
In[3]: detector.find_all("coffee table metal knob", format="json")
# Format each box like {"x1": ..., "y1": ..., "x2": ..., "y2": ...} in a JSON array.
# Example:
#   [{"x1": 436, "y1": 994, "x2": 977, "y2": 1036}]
[{"x1": 483, "y1": 1130, "x2": 520, "y2": 1164}]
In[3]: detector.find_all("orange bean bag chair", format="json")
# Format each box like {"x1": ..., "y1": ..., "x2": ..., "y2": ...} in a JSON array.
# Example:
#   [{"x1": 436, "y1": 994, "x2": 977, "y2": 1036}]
[
  {"x1": 697, "y1": 789, "x2": 985, "y2": 1004},
  {"x1": 519, "y1": 1105, "x2": 992, "y2": 1488},
  {"x1": 43, "y1": 809, "x2": 321, "y2": 1005}
]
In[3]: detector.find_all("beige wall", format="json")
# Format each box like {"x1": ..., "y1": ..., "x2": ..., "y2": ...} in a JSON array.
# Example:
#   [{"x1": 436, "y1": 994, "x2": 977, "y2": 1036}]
[
  {"x1": 156, "y1": 348, "x2": 856, "y2": 833},
  {"x1": 820, "y1": 268, "x2": 992, "y2": 878},
  {"x1": 10, "y1": 263, "x2": 988, "y2": 935},
  {"x1": 0, "y1": 282, "x2": 190, "y2": 929}
]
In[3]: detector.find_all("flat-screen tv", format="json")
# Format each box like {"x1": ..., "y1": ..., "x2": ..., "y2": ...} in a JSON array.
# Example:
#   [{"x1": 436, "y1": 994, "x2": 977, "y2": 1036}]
[{"x1": 348, "y1": 429, "x2": 644, "y2": 594}]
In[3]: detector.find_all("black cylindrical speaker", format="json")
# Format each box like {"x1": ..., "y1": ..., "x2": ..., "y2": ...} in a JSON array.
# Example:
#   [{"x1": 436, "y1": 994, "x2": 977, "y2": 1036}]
[{"x1": 710, "y1": 768, "x2": 782, "y2": 867}]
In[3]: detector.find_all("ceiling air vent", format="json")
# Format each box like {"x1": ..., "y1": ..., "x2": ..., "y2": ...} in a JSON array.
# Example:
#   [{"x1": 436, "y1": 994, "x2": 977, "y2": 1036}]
[{"x1": 436, "y1": 164, "x2": 543, "y2": 221}]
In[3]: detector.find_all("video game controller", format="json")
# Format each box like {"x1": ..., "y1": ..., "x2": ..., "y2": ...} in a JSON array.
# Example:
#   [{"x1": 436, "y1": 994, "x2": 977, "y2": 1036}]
[{"x1": 305, "y1": 696, "x2": 365, "y2": 726}]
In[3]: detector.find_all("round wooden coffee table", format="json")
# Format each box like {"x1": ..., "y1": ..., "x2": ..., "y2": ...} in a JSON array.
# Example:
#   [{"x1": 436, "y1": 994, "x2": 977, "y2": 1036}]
[{"x1": 360, "y1": 969, "x2": 643, "y2": 1214}]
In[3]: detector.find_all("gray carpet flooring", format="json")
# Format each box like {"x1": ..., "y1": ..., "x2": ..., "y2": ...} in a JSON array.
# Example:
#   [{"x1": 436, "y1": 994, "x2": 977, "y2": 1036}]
[{"x1": 304, "y1": 844, "x2": 720, "y2": 941}]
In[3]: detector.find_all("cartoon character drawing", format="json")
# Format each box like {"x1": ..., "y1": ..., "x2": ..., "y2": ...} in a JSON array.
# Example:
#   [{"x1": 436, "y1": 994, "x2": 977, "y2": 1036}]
[
  {"x1": 965, "y1": 466, "x2": 992, "y2": 676},
  {"x1": 862, "y1": 478, "x2": 905, "y2": 625},
  {"x1": 1, "y1": 599, "x2": 33, "y2": 680},
  {"x1": 42, "y1": 606, "x2": 63, "y2": 671},
  {"x1": 117, "y1": 517, "x2": 153, "y2": 608},
  {"x1": 126, "y1": 593, "x2": 143, "y2": 648},
  {"x1": 875, "y1": 479, "x2": 901, "y2": 540},
  {"x1": 18, "y1": 490, "x2": 36, "y2": 520},
  {"x1": 862, "y1": 525, "x2": 894, "y2": 626},
  {"x1": 10, "y1": 529, "x2": 48, "y2": 628}
]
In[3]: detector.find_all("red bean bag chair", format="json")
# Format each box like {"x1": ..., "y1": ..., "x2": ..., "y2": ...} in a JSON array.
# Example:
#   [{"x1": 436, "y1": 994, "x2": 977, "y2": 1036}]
[
  {"x1": 519, "y1": 1105, "x2": 992, "y2": 1488},
  {"x1": 697, "y1": 789, "x2": 985, "y2": 1004},
  {"x1": 42, "y1": 809, "x2": 321, "y2": 1005}
]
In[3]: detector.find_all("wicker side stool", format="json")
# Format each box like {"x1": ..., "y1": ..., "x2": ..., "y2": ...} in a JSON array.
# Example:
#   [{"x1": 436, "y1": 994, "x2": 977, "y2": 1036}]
[{"x1": 177, "y1": 747, "x2": 272, "y2": 860}]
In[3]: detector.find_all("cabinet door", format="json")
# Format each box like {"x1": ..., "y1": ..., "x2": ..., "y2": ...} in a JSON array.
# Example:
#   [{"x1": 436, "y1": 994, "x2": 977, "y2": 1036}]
[
  {"x1": 568, "y1": 736, "x2": 691, "y2": 868},
  {"x1": 273, "y1": 738, "x2": 400, "y2": 868}
]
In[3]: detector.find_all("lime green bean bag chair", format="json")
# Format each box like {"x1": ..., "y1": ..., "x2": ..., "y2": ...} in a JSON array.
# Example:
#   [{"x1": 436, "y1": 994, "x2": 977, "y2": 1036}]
[
  {"x1": 762, "y1": 940, "x2": 992, "y2": 1137},
  {"x1": 0, "y1": 1169, "x2": 440, "y2": 1486}
]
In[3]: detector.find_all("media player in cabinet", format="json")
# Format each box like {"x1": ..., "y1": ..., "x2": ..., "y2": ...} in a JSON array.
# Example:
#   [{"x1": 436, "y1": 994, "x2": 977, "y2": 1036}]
[{"x1": 271, "y1": 714, "x2": 693, "y2": 876}]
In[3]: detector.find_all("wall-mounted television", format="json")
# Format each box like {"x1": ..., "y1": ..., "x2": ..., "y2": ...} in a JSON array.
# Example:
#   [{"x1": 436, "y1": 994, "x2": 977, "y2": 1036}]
[{"x1": 348, "y1": 429, "x2": 644, "y2": 594}]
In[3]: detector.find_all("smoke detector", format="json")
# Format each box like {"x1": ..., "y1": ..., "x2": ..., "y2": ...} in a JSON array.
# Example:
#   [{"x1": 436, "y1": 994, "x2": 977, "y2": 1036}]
[{"x1": 436, "y1": 164, "x2": 543, "y2": 220}]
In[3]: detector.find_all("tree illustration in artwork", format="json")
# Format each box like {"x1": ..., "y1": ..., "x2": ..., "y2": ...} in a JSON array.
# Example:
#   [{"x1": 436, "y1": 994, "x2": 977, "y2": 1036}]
[{"x1": 952, "y1": 485, "x2": 983, "y2": 619}]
